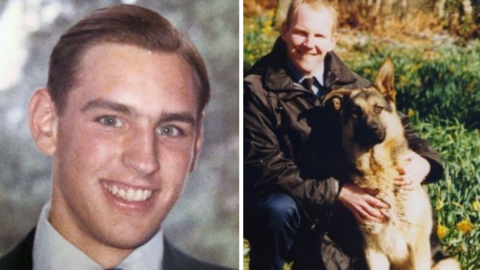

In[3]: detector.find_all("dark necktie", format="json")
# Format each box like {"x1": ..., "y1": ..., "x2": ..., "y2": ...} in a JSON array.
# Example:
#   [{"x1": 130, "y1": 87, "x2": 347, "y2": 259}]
[
  {"x1": 302, "y1": 77, "x2": 315, "y2": 92},
  {"x1": 302, "y1": 77, "x2": 326, "y2": 98}
]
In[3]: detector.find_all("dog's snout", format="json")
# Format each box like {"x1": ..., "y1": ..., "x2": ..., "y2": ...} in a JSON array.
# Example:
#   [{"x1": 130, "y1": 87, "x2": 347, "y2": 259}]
[
  {"x1": 354, "y1": 119, "x2": 386, "y2": 148},
  {"x1": 369, "y1": 123, "x2": 380, "y2": 132}
]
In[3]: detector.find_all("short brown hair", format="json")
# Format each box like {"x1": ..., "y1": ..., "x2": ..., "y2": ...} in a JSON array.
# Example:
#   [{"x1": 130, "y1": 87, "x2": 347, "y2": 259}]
[
  {"x1": 47, "y1": 4, "x2": 210, "y2": 115},
  {"x1": 284, "y1": 0, "x2": 337, "y2": 33}
]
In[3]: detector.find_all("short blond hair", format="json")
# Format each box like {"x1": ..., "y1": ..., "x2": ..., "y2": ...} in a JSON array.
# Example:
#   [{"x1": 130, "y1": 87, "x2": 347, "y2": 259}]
[{"x1": 284, "y1": 0, "x2": 337, "y2": 33}]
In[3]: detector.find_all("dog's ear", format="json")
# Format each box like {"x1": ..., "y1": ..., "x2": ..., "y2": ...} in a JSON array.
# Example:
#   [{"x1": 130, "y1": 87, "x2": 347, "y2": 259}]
[
  {"x1": 374, "y1": 58, "x2": 396, "y2": 102},
  {"x1": 322, "y1": 89, "x2": 352, "y2": 111}
]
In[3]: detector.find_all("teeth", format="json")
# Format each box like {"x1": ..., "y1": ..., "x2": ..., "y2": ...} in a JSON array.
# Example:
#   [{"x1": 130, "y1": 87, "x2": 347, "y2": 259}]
[
  {"x1": 119, "y1": 188, "x2": 126, "y2": 198},
  {"x1": 103, "y1": 183, "x2": 153, "y2": 202},
  {"x1": 126, "y1": 189, "x2": 135, "y2": 201},
  {"x1": 296, "y1": 50, "x2": 315, "y2": 56},
  {"x1": 145, "y1": 190, "x2": 152, "y2": 200},
  {"x1": 112, "y1": 185, "x2": 118, "y2": 195},
  {"x1": 134, "y1": 189, "x2": 143, "y2": 201}
]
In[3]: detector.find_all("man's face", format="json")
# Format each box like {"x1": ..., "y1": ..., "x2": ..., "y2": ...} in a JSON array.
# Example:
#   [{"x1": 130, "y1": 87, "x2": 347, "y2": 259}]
[
  {"x1": 281, "y1": 4, "x2": 337, "y2": 76},
  {"x1": 47, "y1": 44, "x2": 202, "y2": 253}
]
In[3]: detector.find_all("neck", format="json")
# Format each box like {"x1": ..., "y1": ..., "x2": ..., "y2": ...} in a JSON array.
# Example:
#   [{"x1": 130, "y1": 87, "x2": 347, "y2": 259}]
[{"x1": 48, "y1": 197, "x2": 133, "y2": 268}]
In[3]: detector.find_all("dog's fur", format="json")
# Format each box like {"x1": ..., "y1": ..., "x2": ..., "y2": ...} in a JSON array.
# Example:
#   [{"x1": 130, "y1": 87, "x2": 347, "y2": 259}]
[{"x1": 322, "y1": 59, "x2": 460, "y2": 270}]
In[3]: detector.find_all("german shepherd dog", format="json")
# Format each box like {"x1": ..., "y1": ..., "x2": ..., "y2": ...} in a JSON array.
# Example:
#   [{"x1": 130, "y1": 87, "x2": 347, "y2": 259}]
[{"x1": 322, "y1": 59, "x2": 460, "y2": 270}]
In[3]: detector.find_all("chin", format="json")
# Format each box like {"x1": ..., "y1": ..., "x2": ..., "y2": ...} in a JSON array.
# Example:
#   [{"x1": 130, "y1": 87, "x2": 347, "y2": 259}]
[
  {"x1": 100, "y1": 226, "x2": 159, "y2": 250},
  {"x1": 297, "y1": 61, "x2": 320, "y2": 74}
]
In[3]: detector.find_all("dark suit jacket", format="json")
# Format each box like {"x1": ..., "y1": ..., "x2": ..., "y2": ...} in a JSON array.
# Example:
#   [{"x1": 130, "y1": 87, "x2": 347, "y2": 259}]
[{"x1": 0, "y1": 229, "x2": 234, "y2": 270}]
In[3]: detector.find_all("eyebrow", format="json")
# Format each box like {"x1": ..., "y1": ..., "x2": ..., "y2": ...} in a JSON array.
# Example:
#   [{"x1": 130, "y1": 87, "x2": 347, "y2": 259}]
[
  {"x1": 81, "y1": 99, "x2": 136, "y2": 116},
  {"x1": 159, "y1": 112, "x2": 196, "y2": 125},
  {"x1": 80, "y1": 98, "x2": 196, "y2": 125}
]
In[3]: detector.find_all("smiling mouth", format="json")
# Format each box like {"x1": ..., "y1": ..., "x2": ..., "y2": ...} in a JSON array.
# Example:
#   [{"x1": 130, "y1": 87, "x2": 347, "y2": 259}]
[
  {"x1": 102, "y1": 182, "x2": 153, "y2": 202},
  {"x1": 295, "y1": 49, "x2": 317, "y2": 57}
]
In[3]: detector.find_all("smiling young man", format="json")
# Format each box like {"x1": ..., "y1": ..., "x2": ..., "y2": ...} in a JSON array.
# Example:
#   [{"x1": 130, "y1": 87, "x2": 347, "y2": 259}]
[
  {"x1": 0, "y1": 5, "x2": 232, "y2": 270},
  {"x1": 244, "y1": 0, "x2": 447, "y2": 269}
]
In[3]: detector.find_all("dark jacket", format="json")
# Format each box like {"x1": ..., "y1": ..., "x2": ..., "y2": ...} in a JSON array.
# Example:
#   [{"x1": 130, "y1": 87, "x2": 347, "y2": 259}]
[
  {"x1": 244, "y1": 38, "x2": 443, "y2": 222},
  {"x1": 0, "y1": 228, "x2": 233, "y2": 270}
]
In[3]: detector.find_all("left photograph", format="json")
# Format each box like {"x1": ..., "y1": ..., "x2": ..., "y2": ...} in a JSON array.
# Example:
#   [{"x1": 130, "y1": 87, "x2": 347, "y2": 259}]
[{"x1": 0, "y1": 1, "x2": 238, "y2": 269}]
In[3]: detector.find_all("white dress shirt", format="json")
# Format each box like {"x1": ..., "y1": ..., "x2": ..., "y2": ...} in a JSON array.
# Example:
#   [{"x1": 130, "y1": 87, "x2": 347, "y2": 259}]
[{"x1": 33, "y1": 201, "x2": 164, "y2": 270}]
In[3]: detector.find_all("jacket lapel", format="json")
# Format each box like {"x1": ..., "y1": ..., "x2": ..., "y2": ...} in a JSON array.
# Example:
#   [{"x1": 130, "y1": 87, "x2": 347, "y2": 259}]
[{"x1": 0, "y1": 228, "x2": 35, "y2": 270}]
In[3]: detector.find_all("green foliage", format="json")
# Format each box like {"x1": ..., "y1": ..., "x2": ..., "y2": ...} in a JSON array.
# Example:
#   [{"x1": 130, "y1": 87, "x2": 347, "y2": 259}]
[
  {"x1": 243, "y1": 12, "x2": 279, "y2": 73},
  {"x1": 344, "y1": 43, "x2": 480, "y2": 130},
  {"x1": 244, "y1": 11, "x2": 480, "y2": 269},
  {"x1": 415, "y1": 117, "x2": 480, "y2": 269}
]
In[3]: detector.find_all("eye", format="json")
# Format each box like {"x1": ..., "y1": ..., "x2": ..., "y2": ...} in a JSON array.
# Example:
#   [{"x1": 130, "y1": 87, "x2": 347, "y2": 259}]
[
  {"x1": 350, "y1": 106, "x2": 361, "y2": 117},
  {"x1": 374, "y1": 105, "x2": 383, "y2": 114},
  {"x1": 293, "y1": 30, "x2": 308, "y2": 37},
  {"x1": 157, "y1": 126, "x2": 182, "y2": 137},
  {"x1": 98, "y1": 116, "x2": 123, "y2": 128}
]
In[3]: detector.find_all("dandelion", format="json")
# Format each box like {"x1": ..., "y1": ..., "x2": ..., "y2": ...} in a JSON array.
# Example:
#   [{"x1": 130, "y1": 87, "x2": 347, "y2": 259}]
[
  {"x1": 473, "y1": 200, "x2": 479, "y2": 211},
  {"x1": 456, "y1": 220, "x2": 474, "y2": 234},
  {"x1": 267, "y1": 9, "x2": 274, "y2": 18},
  {"x1": 407, "y1": 108, "x2": 415, "y2": 117},
  {"x1": 437, "y1": 225, "x2": 448, "y2": 239}
]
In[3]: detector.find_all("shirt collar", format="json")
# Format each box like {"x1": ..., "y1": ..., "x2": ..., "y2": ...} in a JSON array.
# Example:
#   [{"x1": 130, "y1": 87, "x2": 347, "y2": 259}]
[{"x1": 33, "y1": 201, "x2": 164, "y2": 270}]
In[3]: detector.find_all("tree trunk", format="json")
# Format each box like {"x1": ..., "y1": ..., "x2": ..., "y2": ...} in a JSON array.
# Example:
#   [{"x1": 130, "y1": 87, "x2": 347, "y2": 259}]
[
  {"x1": 461, "y1": 0, "x2": 473, "y2": 22},
  {"x1": 435, "y1": 0, "x2": 447, "y2": 19},
  {"x1": 398, "y1": 0, "x2": 408, "y2": 22}
]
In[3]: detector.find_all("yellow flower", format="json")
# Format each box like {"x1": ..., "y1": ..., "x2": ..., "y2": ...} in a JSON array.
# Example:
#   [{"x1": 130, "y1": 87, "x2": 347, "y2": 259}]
[
  {"x1": 267, "y1": 10, "x2": 274, "y2": 18},
  {"x1": 407, "y1": 108, "x2": 415, "y2": 117},
  {"x1": 456, "y1": 220, "x2": 474, "y2": 234},
  {"x1": 473, "y1": 200, "x2": 480, "y2": 211},
  {"x1": 437, "y1": 225, "x2": 448, "y2": 239}
]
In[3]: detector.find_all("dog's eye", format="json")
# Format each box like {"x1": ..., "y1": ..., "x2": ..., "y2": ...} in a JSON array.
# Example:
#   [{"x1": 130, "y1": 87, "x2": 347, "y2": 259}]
[
  {"x1": 351, "y1": 106, "x2": 361, "y2": 117},
  {"x1": 374, "y1": 105, "x2": 383, "y2": 114}
]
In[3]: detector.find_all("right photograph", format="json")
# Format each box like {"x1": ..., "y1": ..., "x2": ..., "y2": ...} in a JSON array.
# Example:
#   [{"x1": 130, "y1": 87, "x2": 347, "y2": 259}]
[{"x1": 243, "y1": 0, "x2": 479, "y2": 269}]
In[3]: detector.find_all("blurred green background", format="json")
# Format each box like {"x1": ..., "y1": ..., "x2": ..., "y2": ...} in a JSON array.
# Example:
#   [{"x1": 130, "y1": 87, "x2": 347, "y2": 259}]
[{"x1": 0, "y1": 0, "x2": 238, "y2": 268}]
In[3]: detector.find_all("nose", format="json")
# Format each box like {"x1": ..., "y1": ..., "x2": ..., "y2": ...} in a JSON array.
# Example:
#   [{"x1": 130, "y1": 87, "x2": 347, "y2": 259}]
[
  {"x1": 302, "y1": 35, "x2": 314, "y2": 48},
  {"x1": 368, "y1": 122, "x2": 380, "y2": 133},
  {"x1": 123, "y1": 129, "x2": 160, "y2": 176}
]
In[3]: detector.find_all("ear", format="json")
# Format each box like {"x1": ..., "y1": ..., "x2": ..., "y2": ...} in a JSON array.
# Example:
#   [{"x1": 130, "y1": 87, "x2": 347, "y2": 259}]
[
  {"x1": 322, "y1": 89, "x2": 352, "y2": 111},
  {"x1": 28, "y1": 88, "x2": 58, "y2": 155},
  {"x1": 328, "y1": 32, "x2": 338, "y2": 52},
  {"x1": 374, "y1": 58, "x2": 396, "y2": 102},
  {"x1": 189, "y1": 113, "x2": 204, "y2": 173}
]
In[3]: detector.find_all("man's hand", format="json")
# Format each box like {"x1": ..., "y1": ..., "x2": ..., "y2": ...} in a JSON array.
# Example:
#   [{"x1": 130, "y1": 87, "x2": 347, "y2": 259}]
[
  {"x1": 338, "y1": 183, "x2": 390, "y2": 224},
  {"x1": 394, "y1": 151, "x2": 430, "y2": 191}
]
